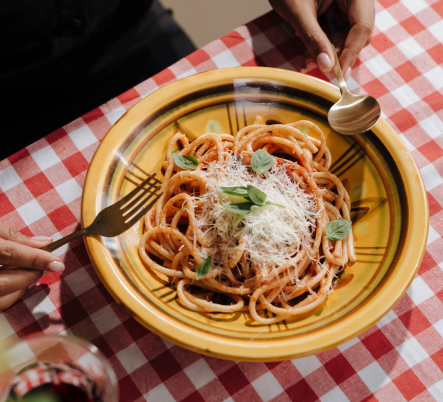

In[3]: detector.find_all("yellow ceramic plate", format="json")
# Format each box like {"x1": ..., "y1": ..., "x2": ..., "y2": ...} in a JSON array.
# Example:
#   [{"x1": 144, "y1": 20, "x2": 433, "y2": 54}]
[{"x1": 82, "y1": 67, "x2": 428, "y2": 361}]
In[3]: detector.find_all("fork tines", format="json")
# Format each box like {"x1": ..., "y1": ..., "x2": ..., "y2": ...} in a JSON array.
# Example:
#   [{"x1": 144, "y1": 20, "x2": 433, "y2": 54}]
[
  {"x1": 125, "y1": 161, "x2": 162, "y2": 186},
  {"x1": 121, "y1": 173, "x2": 162, "y2": 224}
]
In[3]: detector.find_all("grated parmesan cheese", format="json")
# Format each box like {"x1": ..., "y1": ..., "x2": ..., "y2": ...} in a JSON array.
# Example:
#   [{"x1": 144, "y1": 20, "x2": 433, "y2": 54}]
[{"x1": 193, "y1": 154, "x2": 319, "y2": 277}]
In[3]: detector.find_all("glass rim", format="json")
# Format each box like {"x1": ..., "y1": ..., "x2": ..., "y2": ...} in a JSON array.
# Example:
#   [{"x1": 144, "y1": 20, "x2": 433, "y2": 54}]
[{"x1": 0, "y1": 333, "x2": 118, "y2": 402}]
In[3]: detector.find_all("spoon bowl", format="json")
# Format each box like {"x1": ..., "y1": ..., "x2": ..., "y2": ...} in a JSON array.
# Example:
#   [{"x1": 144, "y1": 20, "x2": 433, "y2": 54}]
[{"x1": 328, "y1": 45, "x2": 381, "y2": 135}]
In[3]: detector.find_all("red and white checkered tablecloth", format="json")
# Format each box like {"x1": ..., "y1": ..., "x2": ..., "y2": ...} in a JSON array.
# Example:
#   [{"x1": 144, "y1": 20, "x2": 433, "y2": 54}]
[{"x1": 1, "y1": 1, "x2": 443, "y2": 401}]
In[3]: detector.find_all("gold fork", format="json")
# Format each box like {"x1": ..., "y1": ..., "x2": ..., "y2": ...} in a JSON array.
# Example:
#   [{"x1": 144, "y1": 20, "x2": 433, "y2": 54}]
[{"x1": 42, "y1": 174, "x2": 162, "y2": 252}]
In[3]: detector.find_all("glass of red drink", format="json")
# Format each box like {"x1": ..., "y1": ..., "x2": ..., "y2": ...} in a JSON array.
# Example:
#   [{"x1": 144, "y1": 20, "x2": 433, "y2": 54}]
[{"x1": 0, "y1": 335, "x2": 118, "y2": 402}]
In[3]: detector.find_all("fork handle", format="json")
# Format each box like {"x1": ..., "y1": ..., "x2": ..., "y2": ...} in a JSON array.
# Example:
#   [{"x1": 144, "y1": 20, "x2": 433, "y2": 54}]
[{"x1": 42, "y1": 228, "x2": 89, "y2": 253}]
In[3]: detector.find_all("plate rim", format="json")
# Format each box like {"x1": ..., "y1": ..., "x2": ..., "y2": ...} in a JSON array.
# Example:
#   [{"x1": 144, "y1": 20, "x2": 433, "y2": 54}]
[{"x1": 82, "y1": 67, "x2": 429, "y2": 361}]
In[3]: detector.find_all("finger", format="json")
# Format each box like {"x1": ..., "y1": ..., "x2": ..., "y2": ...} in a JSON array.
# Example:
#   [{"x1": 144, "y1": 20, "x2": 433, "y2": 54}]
[
  {"x1": 270, "y1": 0, "x2": 334, "y2": 73},
  {"x1": 334, "y1": 37, "x2": 347, "y2": 56},
  {"x1": 0, "y1": 269, "x2": 43, "y2": 296},
  {"x1": 339, "y1": 0, "x2": 375, "y2": 73},
  {"x1": 0, "y1": 288, "x2": 26, "y2": 311},
  {"x1": 305, "y1": 56, "x2": 315, "y2": 68},
  {"x1": 0, "y1": 222, "x2": 52, "y2": 248},
  {"x1": 0, "y1": 240, "x2": 65, "y2": 272}
]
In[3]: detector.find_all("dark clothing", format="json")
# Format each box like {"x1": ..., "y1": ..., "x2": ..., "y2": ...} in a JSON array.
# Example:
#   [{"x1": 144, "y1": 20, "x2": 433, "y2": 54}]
[{"x1": 1, "y1": 0, "x2": 195, "y2": 160}]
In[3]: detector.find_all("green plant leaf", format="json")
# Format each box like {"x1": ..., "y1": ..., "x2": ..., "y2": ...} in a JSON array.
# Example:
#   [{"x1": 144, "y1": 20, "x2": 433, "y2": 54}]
[
  {"x1": 205, "y1": 120, "x2": 223, "y2": 134},
  {"x1": 265, "y1": 201, "x2": 286, "y2": 208},
  {"x1": 297, "y1": 125, "x2": 309, "y2": 134},
  {"x1": 247, "y1": 185, "x2": 267, "y2": 205},
  {"x1": 325, "y1": 218, "x2": 352, "y2": 241},
  {"x1": 196, "y1": 257, "x2": 212, "y2": 280},
  {"x1": 220, "y1": 201, "x2": 256, "y2": 214},
  {"x1": 251, "y1": 149, "x2": 274, "y2": 174},
  {"x1": 216, "y1": 186, "x2": 250, "y2": 198},
  {"x1": 173, "y1": 153, "x2": 199, "y2": 170}
]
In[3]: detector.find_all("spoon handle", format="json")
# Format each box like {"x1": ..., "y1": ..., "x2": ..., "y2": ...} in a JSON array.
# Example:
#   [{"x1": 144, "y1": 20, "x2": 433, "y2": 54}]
[{"x1": 331, "y1": 44, "x2": 350, "y2": 95}]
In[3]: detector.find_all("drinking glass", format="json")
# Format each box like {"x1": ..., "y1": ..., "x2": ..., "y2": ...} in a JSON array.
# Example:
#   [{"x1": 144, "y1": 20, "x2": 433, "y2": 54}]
[{"x1": 0, "y1": 334, "x2": 118, "y2": 402}]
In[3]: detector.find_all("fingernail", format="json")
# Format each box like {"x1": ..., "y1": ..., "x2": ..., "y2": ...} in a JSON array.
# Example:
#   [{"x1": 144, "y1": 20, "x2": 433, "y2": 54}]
[
  {"x1": 48, "y1": 261, "x2": 65, "y2": 272},
  {"x1": 344, "y1": 67, "x2": 352, "y2": 81},
  {"x1": 32, "y1": 236, "x2": 52, "y2": 242},
  {"x1": 317, "y1": 52, "x2": 332, "y2": 73}
]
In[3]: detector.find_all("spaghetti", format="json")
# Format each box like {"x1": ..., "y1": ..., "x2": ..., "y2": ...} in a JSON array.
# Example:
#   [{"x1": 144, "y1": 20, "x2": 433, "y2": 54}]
[{"x1": 139, "y1": 117, "x2": 355, "y2": 324}]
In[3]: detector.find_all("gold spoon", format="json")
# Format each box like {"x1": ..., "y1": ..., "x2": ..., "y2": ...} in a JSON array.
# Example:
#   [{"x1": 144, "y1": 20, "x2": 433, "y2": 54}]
[{"x1": 328, "y1": 45, "x2": 381, "y2": 135}]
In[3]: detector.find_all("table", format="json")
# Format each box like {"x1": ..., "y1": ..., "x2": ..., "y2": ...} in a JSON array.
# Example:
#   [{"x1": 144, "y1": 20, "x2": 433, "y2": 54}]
[{"x1": 1, "y1": 1, "x2": 443, "y2": 401}]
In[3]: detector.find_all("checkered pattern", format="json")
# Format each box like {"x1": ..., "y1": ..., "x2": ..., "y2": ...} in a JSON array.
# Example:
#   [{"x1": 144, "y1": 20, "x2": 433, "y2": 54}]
[
  {"x1": 1, "y1": 1, "x2": 443, "y2": 401},
  {"x1": 10, "y1": 362, "x2": 95, "y2": 398}
]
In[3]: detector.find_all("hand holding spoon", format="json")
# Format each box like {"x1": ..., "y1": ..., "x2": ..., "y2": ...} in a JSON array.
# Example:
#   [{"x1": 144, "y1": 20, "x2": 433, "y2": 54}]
[{"x1": 328, "y1": 45, "x2": 381, "y2": 135}]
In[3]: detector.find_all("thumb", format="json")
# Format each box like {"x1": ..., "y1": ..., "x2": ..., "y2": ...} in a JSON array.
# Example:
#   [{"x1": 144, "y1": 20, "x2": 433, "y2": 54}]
[
  {"x1": 283, "y1": 2, "x2": 334, "y2": 73},
  {"x1": 298, "y1": 18, "x2": 334, "y2": 73}
]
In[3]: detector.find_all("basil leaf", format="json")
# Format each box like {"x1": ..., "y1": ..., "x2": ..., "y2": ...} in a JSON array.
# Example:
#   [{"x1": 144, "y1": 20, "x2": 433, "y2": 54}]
[
  {"x1": 216, "y1": 186, "x2": 250, "y2": 198},
  {"x1": 247, "y1": 185, "x2": 267, "y2": 205},
  {"x1": 205, "y1": 120, "x2": 223, "y2": 134},
  {"x1": 251, "y1": 149, "x2": 274, "y2": 174},
  {"x1": 298, "y1": 125, "x2": 309, "y2": 134},
  {"x1": 217, "y1": 186, "x2": 248, "y2": 192},
  {"x1": 265, "y1": 201, "x2": 286, "y2": 208},
  {"x1": 220, "y1": 201, "x2": 256, "y2": 214},
  {"x1": 196, "y1": 257, "x2": 212, "y2": 280},
  {"x1": 173, "y1": 153, "x2": 199, "y2": 170},
  {"x1": 325, "y1": 218, "x2": 352, "y2": 241}
]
